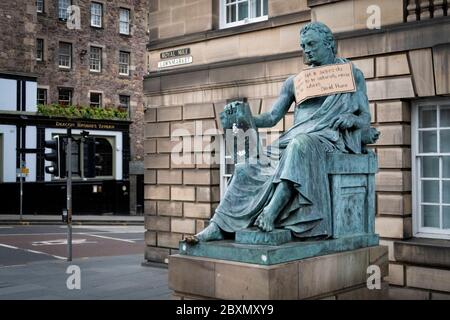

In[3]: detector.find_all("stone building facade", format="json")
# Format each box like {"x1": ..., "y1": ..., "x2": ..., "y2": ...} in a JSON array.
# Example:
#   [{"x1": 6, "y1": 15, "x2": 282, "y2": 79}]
[
  {"x1": 0, "y1": 0, "x2": 149, "y2": 214},
  {"x1": 0, "y1": 1, "x2": 38, "y2": 74},
  {"x1": 144, "y1": 0, "x2": 450, "y2": 299}
]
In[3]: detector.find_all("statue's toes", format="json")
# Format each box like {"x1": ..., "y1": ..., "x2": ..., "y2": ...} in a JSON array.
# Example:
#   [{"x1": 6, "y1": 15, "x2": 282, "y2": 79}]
[
  {"x1": 184, "y1": 236, "x2": 199, "y2": 245},
  {"x1": 262, "y1": 221, "x2": 269, "y2": 232},
  {"x1": 255, "y1": 220, "x2": 264, "y2": 230}
]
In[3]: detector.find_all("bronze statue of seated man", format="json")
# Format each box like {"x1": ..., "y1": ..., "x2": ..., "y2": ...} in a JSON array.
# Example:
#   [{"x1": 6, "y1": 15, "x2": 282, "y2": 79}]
[{"x1": 185, "y1": 22, "x2": 379, "y2": 245}]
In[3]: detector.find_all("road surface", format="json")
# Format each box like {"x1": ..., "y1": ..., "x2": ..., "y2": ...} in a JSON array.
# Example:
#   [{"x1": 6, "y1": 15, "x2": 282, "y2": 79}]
[{"x1": 0, "y1": 225, "x2": 145, "y2": 267}]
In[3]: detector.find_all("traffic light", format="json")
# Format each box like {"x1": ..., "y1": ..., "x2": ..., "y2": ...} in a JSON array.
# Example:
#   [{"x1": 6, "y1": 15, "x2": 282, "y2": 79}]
[
  {"x1": 44, "y1": 135, "x2": 66, "y2": 178},
  {"x1": 84, "y1": 137, "x2": 103, "y2": 178}
]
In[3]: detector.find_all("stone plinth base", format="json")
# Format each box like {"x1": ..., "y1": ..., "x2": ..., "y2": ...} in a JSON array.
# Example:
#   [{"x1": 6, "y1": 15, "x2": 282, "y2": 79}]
[
  {"x1": 169, "y1": 245, "x2": 389, "y2": 300},
  {"x1": 179, "y1": 234, "x2": 379, "y2": 265}
]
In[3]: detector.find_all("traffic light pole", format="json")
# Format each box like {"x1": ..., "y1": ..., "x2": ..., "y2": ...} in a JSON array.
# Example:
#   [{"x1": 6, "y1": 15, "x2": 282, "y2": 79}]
[
  {"x1": 19, "y1": 160, "x2": 23, "y2": 222},
  {"x1": 67, "y1": 128, "x2": 73, "y2": 262}
]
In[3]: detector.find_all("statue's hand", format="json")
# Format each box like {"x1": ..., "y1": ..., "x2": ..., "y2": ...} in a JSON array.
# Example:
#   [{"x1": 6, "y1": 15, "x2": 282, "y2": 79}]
[
  {"x1": 224, "y1": 101, "x2": 240, "y2": 115},
  {"x1": 331, "y1": 114, "x2": 358, "y2": 130},
  {"x1": 221, "y1": 102, "x2": 240, "y2": 129}
]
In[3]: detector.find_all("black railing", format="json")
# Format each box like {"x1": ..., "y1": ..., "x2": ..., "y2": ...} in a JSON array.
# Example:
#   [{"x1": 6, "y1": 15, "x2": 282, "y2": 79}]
[{"x1": 405, "y1": 0, "x2": 448, "y2": 21}]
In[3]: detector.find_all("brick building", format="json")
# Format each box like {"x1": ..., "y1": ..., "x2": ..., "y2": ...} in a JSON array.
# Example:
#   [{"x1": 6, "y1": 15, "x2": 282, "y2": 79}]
[
  {"x1": 0, "y1": 0, "x2": 149, "y2": 215},
  {"x1": 144, "y1": 0, "x2": 450, "y2": 299}
]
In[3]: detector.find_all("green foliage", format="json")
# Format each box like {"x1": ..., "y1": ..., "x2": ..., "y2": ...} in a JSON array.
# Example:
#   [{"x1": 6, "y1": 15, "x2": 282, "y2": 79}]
[{"x1": 37, "y1": 104, "x2": 128, "y2": 120}]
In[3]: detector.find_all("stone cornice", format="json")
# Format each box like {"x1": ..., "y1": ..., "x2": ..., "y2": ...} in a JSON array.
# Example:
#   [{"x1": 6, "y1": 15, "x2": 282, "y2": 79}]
[{"x1": 307, "y1": 0, "x2": 346, "y2": 8}]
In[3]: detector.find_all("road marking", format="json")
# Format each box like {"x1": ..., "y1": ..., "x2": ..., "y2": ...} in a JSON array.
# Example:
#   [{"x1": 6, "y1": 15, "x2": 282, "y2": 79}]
[
  {"x1": 0, "y1": 243, "x2": 19, "y2": 249},
  {"x1": 24, "y1": 249, "x2": 66, "y2": 260},
  {"x1": 25, "y1": 249, "x2": 46, "y2": 254},
  {"x1": 0, "y1": 264, "x2": 26, "y2": 269},
  {"x1": 0, "y1": 227, "x2": 12, "y2": 229},
  {"x1": 0, "y1": 242, "x2": 65, "y2": 260},
  {"x1": 50, "y1": 255, "x2": 66, "y2": 260},
  {"x1": 32, "y1": 239, "x2": 97, "y2": 246},
  {"x1": 79, "y1": 233, "x2": 135, "y2": 243}
]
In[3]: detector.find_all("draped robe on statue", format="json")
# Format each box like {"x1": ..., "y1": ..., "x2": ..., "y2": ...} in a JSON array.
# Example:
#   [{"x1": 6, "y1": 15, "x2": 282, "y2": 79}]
[{"x1": 212, "y1": 59, "x2": 370, "y2": 238}]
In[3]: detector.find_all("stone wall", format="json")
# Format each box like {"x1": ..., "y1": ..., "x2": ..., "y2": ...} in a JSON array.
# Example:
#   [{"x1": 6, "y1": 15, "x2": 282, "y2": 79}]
[
  {"x1": 269, "y1": 0, "x2": 309, "y2": 17},
  {"x1": 147, "y1": 22, "x2": 305, "y2": 72},
  {"x1": 309, "y1": 0, "x2": 404, "y2": 33},
  {"x1": 35, "y1": 0, "x2": 148, "y2": 166},
  {"x1": 148, "y1": 0, "x2": 216, "y2": 40},
  {"x1": 30, "y1": 0, "x2": 148, "y2": 215},
  {"x1": 144, "y1": 1, "x2": 450, "y2": 299},
  {"x1": 147, "y1": 0, "x2": 310, "y2": 42},
  {"x1": 0, "y1": 0, "x2": 37, "y2": 74},
  {"x1": 335, "y1": 27, "x2": 450, "y2": 299}
]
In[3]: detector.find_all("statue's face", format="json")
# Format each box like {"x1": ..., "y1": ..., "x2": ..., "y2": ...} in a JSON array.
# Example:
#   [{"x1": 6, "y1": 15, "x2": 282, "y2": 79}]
[{"x1": 300, "y1": 31, "x2": 333, "y2": 66}]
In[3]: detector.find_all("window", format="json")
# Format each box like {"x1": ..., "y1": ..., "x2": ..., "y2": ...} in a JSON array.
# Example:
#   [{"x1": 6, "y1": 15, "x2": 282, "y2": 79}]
[
  {"x1": 119, "y1": 95, "x2": 130, "y2": 110},
  {"x1": 91, "y1": 2, "x2": 103, "y2": 27},
  {"x1": 413, "y1": 101, "x2": 450, "y2": 239},
  {"x1": 119, "y1": 8, "x2": 130, "y2": 35},
  {"x1": 58, "y1": 88, "x2": 73, "y2": 105},
  {"x1": 221, "y1": 0, "x2": 268, "y2": 29},
  {"x1": 70, "y1": 139, "x2": 81, "y2": 177},
  {"x1": 119, "y1": 51, "x2": 130, "y2": 75},
  {"x1": 37, "y1": 88, "x2": 47, "y2": 105},
  {"x1": 54, "y1": 135, "x2": 114, "y2": 179},
  {"x1": 84, "y1": 137, "x2": 114, "y2": 177},
  {"x1": 90, "y1": 46, "x2": 102, "y2": 72},
  {"x1": 90, "y1": 92, "x2": 102, "y2": 108},
  {"x1": 36, "y1": 39, "x2": 44, "y2": 61},
  {"x1": 58, "y1": 0, "x2": 71, "y2": 20},
  {"x1": 220, "y1": 133, "x2": 235, "y2": 198},
  {"x1": 36, "y1": 0, "x2": 44, "y2": 13},
  {"x1": 58, "y1": 42, "x2": 72, "y2": 69}
]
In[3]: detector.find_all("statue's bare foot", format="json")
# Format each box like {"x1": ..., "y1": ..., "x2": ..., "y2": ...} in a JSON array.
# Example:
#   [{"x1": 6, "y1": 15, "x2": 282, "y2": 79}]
[
  {"x1": 254, "y1": 209, "x2": 276, "y2": 232},
  {"x1": 184, "y1": 222, "x2": 224, "y2": 245}
]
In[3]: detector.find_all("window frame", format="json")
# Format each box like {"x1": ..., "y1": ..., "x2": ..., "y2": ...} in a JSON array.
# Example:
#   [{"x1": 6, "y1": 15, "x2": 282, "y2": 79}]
[
  {"x1": 219, "y1": 134, "x2": 232, "y2": 198},
  {"x1": 89, "y1": 92, "x2": 102, "y2": 108},
  {"x1": 58, "y1": 42, "x2": 72, "y2": 69},
  {"x1": 58, "y1": 0, "x2": 71, "y2": 20},
  {"x1": 412, "y1": 99, "x2": 450, "y2": 240},
  {"x1": 220, "y1": 0, "x2": 268, "y2": 29},
  {"x1": 45, "y1": 129, "x2": 120, "y2": 182},
  {"x1": 36, "y1": 0, "x2": 44, "y2": 13},
  {"x1": 118, "y1": 51, "x2": 130, "y2": 76},
  {"x1": 119, "y1": 8, "x2": 131, "y2": 35},
  {"x1": 58, "y1": 87, "x2": 73, "y2": 106},
  {"x1": 37, "y1": 88, "x2": 47, "y2": 105},
  {"x1": 87, "y1": 136, "x2": 115, "y2": 179},
  {"x1": 119, "y1": 95, "x2": 130, "y2": 117},
  {"x1": 119, "y1": 95, "x2": 130, "y2": 109},
  {"x1": 89, "y1": 46, "x2": 102, "y2": 72},
  {"x1": 36, "y1": 38, "x2": 44, "y2": 61},
  {"x1": 90, "y1": 2, "x2": 103, "y2": 28}
]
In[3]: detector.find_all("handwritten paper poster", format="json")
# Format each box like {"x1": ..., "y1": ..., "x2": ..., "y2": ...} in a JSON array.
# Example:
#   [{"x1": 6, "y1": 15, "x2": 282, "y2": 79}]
[{"x1": 294, "y1": 62, "x2": 356, "y2": 104}]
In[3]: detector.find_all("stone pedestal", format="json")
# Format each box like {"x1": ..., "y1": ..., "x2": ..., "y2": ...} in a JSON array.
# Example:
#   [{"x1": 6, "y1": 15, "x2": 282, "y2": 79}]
[{"x1": 169, "y1": 245, "x2": 389, "y2": 300}]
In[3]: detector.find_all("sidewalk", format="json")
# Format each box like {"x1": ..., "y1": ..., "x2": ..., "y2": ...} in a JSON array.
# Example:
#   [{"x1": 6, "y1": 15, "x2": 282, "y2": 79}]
[
  {"x1": 0, "y1": 254, "x2": 170, "y2": 300},
  {"x1": 0, "y1": 215, "x2": 144, "y2": 225}
]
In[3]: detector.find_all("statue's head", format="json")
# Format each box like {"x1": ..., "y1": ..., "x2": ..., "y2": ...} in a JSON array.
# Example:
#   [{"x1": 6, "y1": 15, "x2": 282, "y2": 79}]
[{"x1": 300, "y1": 22, "x2": 337, "y2": 66}]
